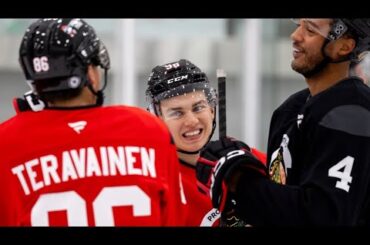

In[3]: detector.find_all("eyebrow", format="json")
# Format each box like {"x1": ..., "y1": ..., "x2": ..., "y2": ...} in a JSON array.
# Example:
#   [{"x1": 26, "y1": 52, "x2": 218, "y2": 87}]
[
  {"x1": 305, "y1": 19, "x2": 321, "y2": 29},
  {"x1": 165, "y1": 99, "x2": 208, "y2": 112}
]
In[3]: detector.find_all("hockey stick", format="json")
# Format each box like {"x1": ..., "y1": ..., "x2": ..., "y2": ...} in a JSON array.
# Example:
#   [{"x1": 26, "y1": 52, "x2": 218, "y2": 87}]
[
  {"x1": 217, "y1": 69, "x2": 247, "y2": 227},
  {"x1": 217, "y1": 69, "x2": 227, "y2": 139}
]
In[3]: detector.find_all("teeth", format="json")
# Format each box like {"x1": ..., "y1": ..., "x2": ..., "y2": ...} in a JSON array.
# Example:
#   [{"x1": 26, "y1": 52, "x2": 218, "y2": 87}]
[
  {"x1": 293, "y1": 46, "x2": 303, "y2": 53},
  {"x1": 184, "y1": 129, "x2": 201, "y2": 137}
]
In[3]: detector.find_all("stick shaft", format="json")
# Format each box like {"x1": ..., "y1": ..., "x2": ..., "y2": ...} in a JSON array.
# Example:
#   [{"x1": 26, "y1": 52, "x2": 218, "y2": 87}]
[{"x1": 217, "y1": 69, "x2": 226, "y2": 139}]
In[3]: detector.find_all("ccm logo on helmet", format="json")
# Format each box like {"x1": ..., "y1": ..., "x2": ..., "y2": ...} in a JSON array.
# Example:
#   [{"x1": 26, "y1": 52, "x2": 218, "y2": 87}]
[{"x1": 167, "y1": 75, "x2": 188, "y2": 84}]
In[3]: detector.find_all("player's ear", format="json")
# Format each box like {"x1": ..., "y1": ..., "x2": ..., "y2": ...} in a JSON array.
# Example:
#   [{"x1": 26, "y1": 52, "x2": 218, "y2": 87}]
[
  {"x1": 337, "y1": 36, "x2": 356, "y2": 57},
  {"x1": 210, "y1": 106, "x2": 215, "y2": 120},
  {"x1": 87, "y1": 65, "x2": 100, "y2": 91}
]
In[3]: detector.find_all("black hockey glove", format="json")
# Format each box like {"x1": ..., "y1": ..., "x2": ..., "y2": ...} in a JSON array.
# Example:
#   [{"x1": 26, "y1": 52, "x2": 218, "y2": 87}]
[
  {"x1": 208, "y1": 138, "x2": 268, "y2": 212},
  {"x1": 196, "y1": 136, "x2": 251, "y2": 195}
]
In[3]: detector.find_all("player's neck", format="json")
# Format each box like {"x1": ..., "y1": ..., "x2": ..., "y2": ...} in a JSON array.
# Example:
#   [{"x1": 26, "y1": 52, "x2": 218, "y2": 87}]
[
  {"x1": 48, "y1": 87, "x2": 97, "y2": 108},
  {"x1": 306, "y1": 62, "x2": 350, "y2": 96},
  {"x1": 178, "y1": 152, "x2": 200, "y2": 166}
]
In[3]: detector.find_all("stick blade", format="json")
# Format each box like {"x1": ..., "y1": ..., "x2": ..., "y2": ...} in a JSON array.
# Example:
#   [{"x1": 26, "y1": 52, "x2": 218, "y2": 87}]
[{"x1": 217, "y1": 69, "x2": 226, "y2": 78}]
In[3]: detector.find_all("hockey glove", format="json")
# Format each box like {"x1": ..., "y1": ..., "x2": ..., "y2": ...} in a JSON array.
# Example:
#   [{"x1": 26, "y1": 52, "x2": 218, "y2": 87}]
[
  {"x1": 210, "y1": 141, "x2": 268, "y2": 212},
  {"x1": 196, "y1": 136, "x2": 251, "y2": 195}
]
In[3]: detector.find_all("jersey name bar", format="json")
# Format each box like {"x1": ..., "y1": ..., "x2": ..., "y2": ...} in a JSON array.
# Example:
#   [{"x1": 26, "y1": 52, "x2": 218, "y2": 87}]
[{"x1": 11, "y1": 146, "x2": 156, "y2": 195}]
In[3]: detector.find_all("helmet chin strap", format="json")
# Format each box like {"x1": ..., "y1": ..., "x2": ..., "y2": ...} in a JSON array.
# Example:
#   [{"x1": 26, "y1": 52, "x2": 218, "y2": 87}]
[
  {"x1": 302, "y1": 39, "x2": 350, "y2": 78},
  {"x1": 87, "y1": 69, "x2": 108, "y2": 106},
  {"x1": 177, "y1": 148, "x2": 201, "y2": 155}
]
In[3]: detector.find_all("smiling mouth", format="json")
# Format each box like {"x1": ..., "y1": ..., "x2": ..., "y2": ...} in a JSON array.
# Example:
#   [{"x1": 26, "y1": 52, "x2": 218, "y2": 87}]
[
  {"x1": 183, "y1": 129, "x2": 202, "y2": 138},
  {"x1": 292, "y1": 46, "x2": 304, "y2": 59}
]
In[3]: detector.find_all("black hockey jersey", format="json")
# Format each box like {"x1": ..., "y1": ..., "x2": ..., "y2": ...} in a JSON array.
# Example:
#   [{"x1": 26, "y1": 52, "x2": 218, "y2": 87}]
[{"x1": 235, "y1": 77, "x2": 370, "y2": 225}]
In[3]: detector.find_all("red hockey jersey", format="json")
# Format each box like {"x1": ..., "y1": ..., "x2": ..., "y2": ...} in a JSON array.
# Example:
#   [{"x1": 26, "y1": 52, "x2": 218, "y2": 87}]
[
  {"x1": 179, "y1": 160, "x2": 220, "y2": 226},
  {"x1": 0, "y1": 105, "x2": 185, "y2": 226}
]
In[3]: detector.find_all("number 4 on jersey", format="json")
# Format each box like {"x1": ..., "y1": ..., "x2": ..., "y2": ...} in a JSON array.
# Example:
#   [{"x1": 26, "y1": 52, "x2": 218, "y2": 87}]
[{"x1": 328, "y1": 156, "x2": 354, "y2": 192}]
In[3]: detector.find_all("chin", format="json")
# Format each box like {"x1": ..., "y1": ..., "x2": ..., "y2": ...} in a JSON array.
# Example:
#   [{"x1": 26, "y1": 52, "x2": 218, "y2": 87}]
[
  {"x1": 291, "y1": 64, "x2": 304, "y2": 74},
  {"x1": 291, "y1": 61, "x2": 299, "y2": 70},
  {"x1": 184, "y1": 142, "x2": 203, "y2": 152}
]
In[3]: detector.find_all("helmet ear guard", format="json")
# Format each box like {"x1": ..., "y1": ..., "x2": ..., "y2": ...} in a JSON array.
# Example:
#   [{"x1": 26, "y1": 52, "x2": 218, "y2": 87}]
[
  {"x1": 334, "y1": 19, "x2": 370, "y2": 61},
  {"x1": 147, "y1": 102, "x2": 157, "y2": 115},
  {"x1": 147, "y1": 101, "x2": 164, "y2": 116}
]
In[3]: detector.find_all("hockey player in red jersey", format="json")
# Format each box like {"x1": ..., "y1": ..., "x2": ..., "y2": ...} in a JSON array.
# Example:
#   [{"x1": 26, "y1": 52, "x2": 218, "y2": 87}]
[
  {"x1": 146, "y1": 59, "x2": 266, "y2": 226},
  {"x1": 0, "y1": 18, "x2": 185, "y2": 226}
]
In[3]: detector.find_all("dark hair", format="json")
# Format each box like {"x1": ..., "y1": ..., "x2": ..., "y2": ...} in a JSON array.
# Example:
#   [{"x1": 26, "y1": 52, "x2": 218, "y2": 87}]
[{"x1": 34, "y1": 78, "x2": 84, "y2": 103}]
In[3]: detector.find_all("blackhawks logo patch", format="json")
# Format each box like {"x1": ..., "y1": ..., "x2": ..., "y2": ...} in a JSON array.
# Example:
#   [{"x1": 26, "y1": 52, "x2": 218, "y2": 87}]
[{"x1": 269, "y1": 149, "x2": 287, "y2": 185}]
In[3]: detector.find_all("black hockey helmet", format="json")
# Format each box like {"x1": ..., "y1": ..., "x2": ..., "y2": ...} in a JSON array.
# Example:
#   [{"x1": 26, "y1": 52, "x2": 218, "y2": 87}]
[
  {"x1": 19, "y1": 18, "x2": 110, "y2": 93},
  {"x1": 146, "y1": 59, "x2": 217, "y2": 115}
]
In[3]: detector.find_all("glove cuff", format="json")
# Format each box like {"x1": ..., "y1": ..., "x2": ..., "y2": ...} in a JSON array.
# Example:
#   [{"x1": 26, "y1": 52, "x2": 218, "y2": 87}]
[{"x1": 223, "y1": 155, "x2": 268, "y2": 192}]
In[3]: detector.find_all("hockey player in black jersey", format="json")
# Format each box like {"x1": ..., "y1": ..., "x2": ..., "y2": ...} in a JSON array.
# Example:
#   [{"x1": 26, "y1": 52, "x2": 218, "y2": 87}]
[{"x1": 197, "y1": 19, "x2": 370, "y2": 225}]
